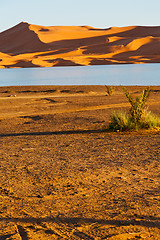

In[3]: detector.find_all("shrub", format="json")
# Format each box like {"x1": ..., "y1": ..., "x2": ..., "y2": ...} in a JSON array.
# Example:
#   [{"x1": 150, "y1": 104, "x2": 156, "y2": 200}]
[
  {"x1": 122, "y1": 86, "x2": 151, "y2": 123},
  {"x1": 108, "y1": 87, "x2": 160, "y2": 132},
  {"x1": 105, "y1": 85, "x2": 114, "y2": 96},
  {"x1": 108, "y1": 111, "x2": 134, "y2": 131},
  {"x1": 108, "y1": 111, "x2": 160, "y2": 132},
  {"x1": 142, "y1": 110, "x2": 160, "y2": 129}
]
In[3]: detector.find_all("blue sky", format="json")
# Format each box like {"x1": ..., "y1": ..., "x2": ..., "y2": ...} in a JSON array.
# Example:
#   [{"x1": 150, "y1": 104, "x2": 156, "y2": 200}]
[{"x1": 0, "y1": 0, "x2": 160, "y2": 32}]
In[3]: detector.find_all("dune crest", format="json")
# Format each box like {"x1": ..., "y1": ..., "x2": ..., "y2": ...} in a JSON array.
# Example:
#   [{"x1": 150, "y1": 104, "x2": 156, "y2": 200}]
[{"x1": 0, "y1": 22, "x2": 160, "y2": 68}]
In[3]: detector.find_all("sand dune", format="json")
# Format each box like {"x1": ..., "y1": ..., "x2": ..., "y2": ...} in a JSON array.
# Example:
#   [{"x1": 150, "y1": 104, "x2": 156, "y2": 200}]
[{"x1": 0, "y1": 22, "x2": 160, "y2": 68}]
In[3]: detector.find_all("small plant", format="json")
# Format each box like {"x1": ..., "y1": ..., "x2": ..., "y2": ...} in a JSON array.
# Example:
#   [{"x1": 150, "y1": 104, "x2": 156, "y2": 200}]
[
  {"x1": 108, "y1": 111, "x2": 160, "y2": 131},
  {"x1": 105, "y1": 85, "x2": 114, "y2": 96},
  {"x1": 142, "y1": 110, "x2": 160, "y2": 129},
  {"x1": 108, "y1": 111, "x2": 139, "y2": 131},
  {"x1": 108, "y1": 86, "x2": 160, "y2": 131},
  {"x1": 122, "y1": 86, "x2": 151, "y2": 123}
]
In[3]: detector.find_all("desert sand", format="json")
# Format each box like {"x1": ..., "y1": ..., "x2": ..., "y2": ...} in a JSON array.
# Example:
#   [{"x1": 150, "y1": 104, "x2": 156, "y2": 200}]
[
  {"x1": 0, "y1": 22, "x2": 160, "y2": 68},
  {"x1": 0, "y1": 85, "x2": 160, "y2": 239}
]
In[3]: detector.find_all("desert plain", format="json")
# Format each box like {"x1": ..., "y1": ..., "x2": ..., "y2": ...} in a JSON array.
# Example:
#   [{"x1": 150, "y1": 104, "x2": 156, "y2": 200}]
[{"x1": 0, "y1": 85, "x2": 159, "y2": 239}]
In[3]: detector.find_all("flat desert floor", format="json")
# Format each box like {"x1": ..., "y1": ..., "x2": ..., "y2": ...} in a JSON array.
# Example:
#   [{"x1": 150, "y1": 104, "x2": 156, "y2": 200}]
[{"x1": 0, "y1": 85, "x2": 160, "y2": 239}]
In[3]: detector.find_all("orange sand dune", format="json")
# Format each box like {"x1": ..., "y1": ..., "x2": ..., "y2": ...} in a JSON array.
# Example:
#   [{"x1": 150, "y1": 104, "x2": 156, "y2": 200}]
[{"x1": 0, "y1": 22, "x2": 160, "y2": 68}]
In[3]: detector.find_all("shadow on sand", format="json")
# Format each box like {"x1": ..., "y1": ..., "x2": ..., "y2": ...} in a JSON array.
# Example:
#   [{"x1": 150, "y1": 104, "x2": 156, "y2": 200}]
[
  {"x1": 0, "y1": 215, "x2": 159, "y2": 229},
  {"x1": 0, "y1": 129, "x2": 107, "y2": 138}
]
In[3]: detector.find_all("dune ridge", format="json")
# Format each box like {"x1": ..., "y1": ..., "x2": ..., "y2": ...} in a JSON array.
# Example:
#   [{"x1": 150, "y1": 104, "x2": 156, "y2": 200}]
[{"x1": 0, "y1": 22, "x2": 160, "y2": 68}]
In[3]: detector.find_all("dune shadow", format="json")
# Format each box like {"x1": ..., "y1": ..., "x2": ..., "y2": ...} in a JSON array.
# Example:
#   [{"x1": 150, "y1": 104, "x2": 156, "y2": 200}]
[
  {"x1": 4, "y1": 60, "x2": 40, "y2": 68},
  {"x1": 0, "y1": 22, "x2": 50, "y2": 55},
  {"x1": 39, "y1": 28, "x2": 50, "y2": 32}
]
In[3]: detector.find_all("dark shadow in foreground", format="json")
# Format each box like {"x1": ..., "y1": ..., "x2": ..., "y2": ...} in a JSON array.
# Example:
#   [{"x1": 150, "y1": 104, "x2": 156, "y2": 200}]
[
  {"x1": 0, "y1": 129, "x2": 107, "y2": 138},
  {"x1": 0, "y1": 216, "x2": 159, "y2": 229}
]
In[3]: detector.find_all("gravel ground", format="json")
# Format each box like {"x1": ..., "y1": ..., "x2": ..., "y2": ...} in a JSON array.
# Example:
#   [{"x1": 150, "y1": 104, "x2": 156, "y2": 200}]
[{"x1": 0, "y1": 85, "x2": 159, "y2": 239}]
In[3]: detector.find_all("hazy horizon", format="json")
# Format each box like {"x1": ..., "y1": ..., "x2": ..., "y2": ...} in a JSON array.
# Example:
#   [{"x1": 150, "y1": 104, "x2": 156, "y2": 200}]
[{"x1": 1, "y1": 0, "x2": 160, "y2": 32}]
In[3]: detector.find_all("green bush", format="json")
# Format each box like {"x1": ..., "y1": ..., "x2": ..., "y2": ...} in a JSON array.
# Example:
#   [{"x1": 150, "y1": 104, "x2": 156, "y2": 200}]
[
  {"x1": 105, "y1": 85, "x2": 114, "y2": 96},
  {"x1": 142, "y1": 110, "x2": 160, "y2": 129},
  {"x1": 108, "y1": 87, "x2": 160, "y2": 132},
  {"x1": 108, "y1": 111, "x2": 160, "y2": 132},
  {"x1": 108, "y1": 111, "x2": 138, "y2": 131},
  {"x1": 122, "y1": 86, "x2": 151, "y2": 123}
]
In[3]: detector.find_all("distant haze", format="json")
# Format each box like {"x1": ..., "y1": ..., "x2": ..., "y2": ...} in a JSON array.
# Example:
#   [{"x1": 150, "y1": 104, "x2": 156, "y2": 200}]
[{"x1": 0, "y1": 0, "x2": 160, "y2": 33}]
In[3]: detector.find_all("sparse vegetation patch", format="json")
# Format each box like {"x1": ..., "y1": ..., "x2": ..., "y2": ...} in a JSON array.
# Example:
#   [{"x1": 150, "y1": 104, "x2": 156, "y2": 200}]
[
  {"x1": 108, "y1": 87, "x2": 160, "y2": 131},
  {"x1": 105, "y1": 85, "x2": 114, "y2": 96}
]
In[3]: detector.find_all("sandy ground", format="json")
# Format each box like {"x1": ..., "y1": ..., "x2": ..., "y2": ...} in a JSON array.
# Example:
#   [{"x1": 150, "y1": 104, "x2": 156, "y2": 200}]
[{"x1": 0, "y1": 85, "x2": 160, "y2": 239}]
